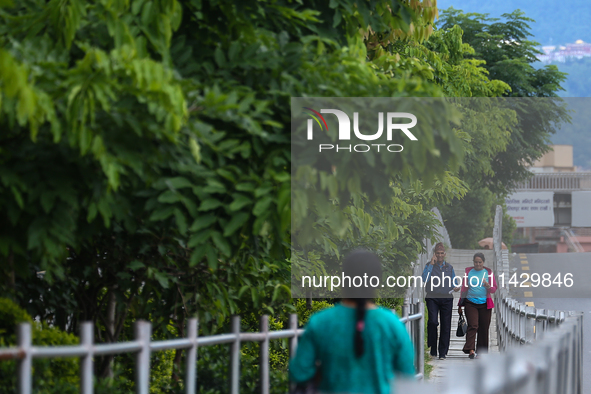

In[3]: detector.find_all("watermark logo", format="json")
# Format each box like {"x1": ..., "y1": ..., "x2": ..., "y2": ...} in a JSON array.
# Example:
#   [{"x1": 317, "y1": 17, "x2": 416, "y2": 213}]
[{"x1": 303, "y1": 108, "x2": 417, "y2": 152}]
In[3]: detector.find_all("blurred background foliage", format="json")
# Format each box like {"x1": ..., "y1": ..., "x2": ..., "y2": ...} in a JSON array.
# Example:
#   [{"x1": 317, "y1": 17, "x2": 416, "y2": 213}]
[{"x1": 0, "y1": 0, "x2": 566, "y2": 392}]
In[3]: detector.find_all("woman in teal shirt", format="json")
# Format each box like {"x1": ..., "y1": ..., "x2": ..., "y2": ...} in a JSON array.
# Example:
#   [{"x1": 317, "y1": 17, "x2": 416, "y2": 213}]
[
  {"x1": 289, "y1": 250, "x2": 415, "y2": 393},
  {"x1": 457, "y1": 252, "x2": 497, "y2": 359}
]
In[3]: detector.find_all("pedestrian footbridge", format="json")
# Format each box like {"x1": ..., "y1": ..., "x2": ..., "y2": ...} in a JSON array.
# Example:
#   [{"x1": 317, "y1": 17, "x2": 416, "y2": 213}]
[{"x1": 398, "y1": 206, "x2": 583, "y2": 394}]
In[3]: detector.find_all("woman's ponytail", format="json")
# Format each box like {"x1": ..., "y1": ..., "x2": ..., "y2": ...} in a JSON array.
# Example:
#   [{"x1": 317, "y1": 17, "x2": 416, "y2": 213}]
[
  {"x1": 354, "y1": 298, "x2": 366, "y2": 358},
  {"x1": 341, "y1": 249, "x2": 382, "y2": 359}
]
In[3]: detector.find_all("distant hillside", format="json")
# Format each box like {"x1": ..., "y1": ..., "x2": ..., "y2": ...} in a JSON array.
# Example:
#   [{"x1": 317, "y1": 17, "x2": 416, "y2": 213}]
[
  {"x1": 435, "y1": 0, "x2": 591, "y2": 46},
  {"x1": 553, "y1": 58, "x2": 591, "y2": 98},
  {"x1": 551, "y1": 99, "x2": 591, "y2": 170}
]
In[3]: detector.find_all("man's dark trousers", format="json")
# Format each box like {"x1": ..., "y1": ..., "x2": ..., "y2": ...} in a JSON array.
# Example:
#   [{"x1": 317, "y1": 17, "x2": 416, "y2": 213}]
[{"x1": 426, "y1": 297, "x2": 454, "y2": 357}]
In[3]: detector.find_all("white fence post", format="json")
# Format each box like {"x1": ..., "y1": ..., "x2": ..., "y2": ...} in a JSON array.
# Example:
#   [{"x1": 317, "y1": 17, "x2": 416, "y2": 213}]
[
  {"x1": 80, "y1": 322, "x2": 94, "y2": 394},
  {"x1": 17, "y1": 323, "x2": 32, "y2": 394},
  {"x1": 185, "y1": 318, "x2": 198, "y2": 394},
  {"x1": 259, "y1": 315, "x2": 269, "y2": 394},
  {"x1": 135, "y1": 320, "x2": 152, "y2": 394},
  {"x1": 229, "y1": 315, "x2": 241, "y2": 394}
]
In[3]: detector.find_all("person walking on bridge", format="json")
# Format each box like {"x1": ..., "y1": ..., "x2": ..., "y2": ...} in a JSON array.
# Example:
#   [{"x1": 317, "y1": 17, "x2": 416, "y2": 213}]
[
  {"x1": 422, "y1": 242, "x2": 460, "y2": 360},
  {"x1": 458, "y1": 252, "x2": 497, "y2": 359},
  {"x1": 290, "y1": 250, "x2": 415, "y2": 393}
]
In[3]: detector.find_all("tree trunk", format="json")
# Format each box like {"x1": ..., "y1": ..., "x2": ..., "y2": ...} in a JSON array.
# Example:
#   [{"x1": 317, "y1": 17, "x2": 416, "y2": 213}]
[{"x1": 99, "y1": 287, "x2": 117, "y2": 378}]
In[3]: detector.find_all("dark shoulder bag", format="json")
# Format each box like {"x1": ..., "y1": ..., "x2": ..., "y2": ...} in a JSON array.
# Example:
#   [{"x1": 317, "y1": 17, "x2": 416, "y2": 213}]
[{"x1": 456, "y1": 313, "x2": 467, "y2": 337}]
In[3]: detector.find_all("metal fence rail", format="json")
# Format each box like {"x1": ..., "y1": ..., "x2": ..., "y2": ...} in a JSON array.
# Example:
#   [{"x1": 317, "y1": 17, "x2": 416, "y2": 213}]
[
  {"x1": 514, "y1": 172, "x2": 591, "y2": 191},
  {"x1": 491, "y1": 205, "x2": 583, "y2": 393},
  {"x1": 402, "y1": 312, "x2": 583, "y2": 394},
  {"x1": 0, "y1": 311, "x2": 423, "y2": 394}
]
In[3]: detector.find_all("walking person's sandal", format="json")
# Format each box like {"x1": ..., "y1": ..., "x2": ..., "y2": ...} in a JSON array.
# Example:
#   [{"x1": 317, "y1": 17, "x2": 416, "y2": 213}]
[{"x1": 469, "y1": 350, "x2": 477, "y2": 359}]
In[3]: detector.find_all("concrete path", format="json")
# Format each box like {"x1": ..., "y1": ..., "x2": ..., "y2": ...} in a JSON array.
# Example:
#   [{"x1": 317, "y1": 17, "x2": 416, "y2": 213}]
[{"x1": 427, "y1": 249, "x2": 499, "y2": 386}]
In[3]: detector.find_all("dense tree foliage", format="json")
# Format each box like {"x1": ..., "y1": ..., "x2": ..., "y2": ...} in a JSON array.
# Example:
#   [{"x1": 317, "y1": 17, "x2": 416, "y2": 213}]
[
  {"x1": 0, "y1": 0, "x2": 468, "y2": 391},
  {"x1": 0, "y1": 0, "x2": 564, "y2": 391},
  {"x1": 436, "y1": 10, "x2": 568, "y2": 248}
]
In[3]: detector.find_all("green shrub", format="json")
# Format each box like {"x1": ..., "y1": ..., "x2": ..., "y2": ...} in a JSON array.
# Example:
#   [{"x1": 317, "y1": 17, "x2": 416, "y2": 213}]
[
  {"x1": 294, "y1": 299, "x2": 333, "y2": 326},
  {"x1": 0, "y1": 298, "x2": 79, "y2": 393}
]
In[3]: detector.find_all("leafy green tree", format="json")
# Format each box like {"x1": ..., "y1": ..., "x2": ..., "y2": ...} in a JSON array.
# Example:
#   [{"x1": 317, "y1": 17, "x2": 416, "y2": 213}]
[
  {"x1": 435, "y1": 10, "x2": 569, "y2": 248},
  {"x1": 438, "y1": 9, "x2": 569, "y2": 192},
  {"x1": 0, "y1": 0, "x2": 468, "y2": 390}
]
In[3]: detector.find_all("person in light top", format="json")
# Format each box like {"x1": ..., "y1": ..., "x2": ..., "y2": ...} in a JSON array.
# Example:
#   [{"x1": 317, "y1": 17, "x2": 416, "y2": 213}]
[{"x1": 457, "y1": 252, "x2": 497, "y2": 359}]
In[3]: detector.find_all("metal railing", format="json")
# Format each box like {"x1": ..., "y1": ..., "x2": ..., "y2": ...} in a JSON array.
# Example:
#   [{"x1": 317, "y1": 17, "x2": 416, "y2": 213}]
[
  {"x1": 0, "y1": 314, "x2": 300, "y2": 394},
  {"x1": 491, "y1": 205, "x2": 583, "y2": 393},
  {"x1": 514, "y1": 172, "x2": 591, "y2": 191},
  {"x1": 0, "y1": 311, "x2": 424, "y2": 394}
]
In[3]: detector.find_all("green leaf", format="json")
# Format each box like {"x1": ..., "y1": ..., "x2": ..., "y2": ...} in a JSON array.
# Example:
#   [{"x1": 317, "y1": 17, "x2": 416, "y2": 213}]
[
  {"x1": 228, "y1": 41, "x2": 240, "y2": 62},
  {"x1": 128, "y1": 260, "x2": 145, "y2": 271},
  {"x1": 214, "y1": 47, "x2": 226, "y2": 67},
  {"x1": 149, "y1": 206, "x2": 175, "y2": 221},
  {"x1": 158, "y1": 190, "x2": 181, "y2": 203},
  {"x1": 40, "y1": 192, "x2": 56, "y2": 213},
  {"x1": 189, "y1": 244, "x2": 207, "y2": 267},
  {"x1": 253, "y1": 196, "x2": 272, "y2": 216},
  {"x1": 11, "y1": 186, "x2": 24, "y2": 209},
  {"x1": 166, "y1": 177, "x2": 193, "y2": 189},
  {"x1": 211, "y1": 231, "x2": 231, "y2": 256},
  {"x1": 188, "y1": 229, "x2": 212, "y2": 247},
  {"x1": 271, "y1": 284, "x2": 291, "y2": 302},
  {"x1": 87, "y1": 202, "x2": 98, "y2": 223},
  {"x1": 229, "y1": 194, "x2": 252, "y2": 211},
  {"x1": 174, "y1": 209, "x2": 188, "y2": 235},
  {"x1": 132, "y1": 0, "x2": 145, "y2": 15},
  {"x1": 250, "y1": 287, "x2": 260, "y2": 307},
  {"x1": 189, "y1": 138, "x2": 201, "y2": 163},
  {"x1": 235, "y1": 182, "x2": 255, "y2": 192},
  {"x1": 206, "y1": 245, "x2": 218, "y2": 270},
  {"x1": 238, "y1": 285, "x2": 250, "y2": 299},
  {"x1": 255, "y1": 186, "x2": 273, "y2": 198},
  {"x1": 141, "y1": 1, "x2": 153, "y2": 25},
  {"x1": 189, "y1": 214, "x2": 217, "y2": 232},
  {"x1": 223, "y1": 212, "x2": 249, "y2": 236},
  {"x1": 154, "y1": 271, "x2": 169, "y2": 289},
  {"x1": 198, "y1": 199, "x2": 223, "y2": 211}
]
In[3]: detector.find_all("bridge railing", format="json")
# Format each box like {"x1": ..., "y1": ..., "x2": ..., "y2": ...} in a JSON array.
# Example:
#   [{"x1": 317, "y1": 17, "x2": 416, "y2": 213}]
[
  {"x1": 514, "y1": 172, "x2": 591, "y2": 191},
  {"x1": 490, "y1": 204, "x2": 583, "y2": 393}
]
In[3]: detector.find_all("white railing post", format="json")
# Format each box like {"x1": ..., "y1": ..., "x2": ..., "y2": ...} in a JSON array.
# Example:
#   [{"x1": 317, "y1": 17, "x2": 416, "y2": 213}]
[
  {"x1": 135, "y1": 320, "x2": 152, "y2": 394},
  {"x1": 418, "y1": 300, "x2": 424, "y2": 378},
  {"x1": 259, "y1": 315, "x2": 270, "y2": 394},
  {"x1": 229, "y1": 315, "x2": 241, "y2": 394},
  {"x1": 525, "y1": 306, "x2": 535, "y2": 343},
  {"x1": 288, "y1": 314, "x2": 298, "y2": 357},
  {"x1": 17, "y1": 323, "x2": 32, "y2": 394},
  {"x1": 80, "y1": 322, "x2": 94, "y2": 394},
  {"x1": 185, "y1": 318, "x2": 198, "y2": 394}
]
